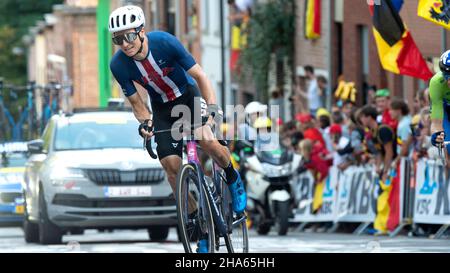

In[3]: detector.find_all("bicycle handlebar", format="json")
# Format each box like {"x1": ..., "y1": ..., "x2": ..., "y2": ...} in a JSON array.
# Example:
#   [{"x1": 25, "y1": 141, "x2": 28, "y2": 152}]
[{"x1": 142, "y1": 121, "x2": 228, "y2": 160}]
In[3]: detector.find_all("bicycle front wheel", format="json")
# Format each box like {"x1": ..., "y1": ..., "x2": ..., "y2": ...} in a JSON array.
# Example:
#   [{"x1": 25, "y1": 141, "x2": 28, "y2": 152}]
[{"x1": 176, "y1": 164, "x2": 215, "y2": 253}]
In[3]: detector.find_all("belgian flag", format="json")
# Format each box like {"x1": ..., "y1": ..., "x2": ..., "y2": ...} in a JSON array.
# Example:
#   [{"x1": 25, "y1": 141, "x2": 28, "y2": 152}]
[
  {"x1": 369, "y1": 0, "x2": 433, "y2": 81},
  {"x1": 305, "y1": 0, "x2": 321, "y2": 39},
  {"x1": 373, "y1": 162, "x2": 401, "y2": 234}
]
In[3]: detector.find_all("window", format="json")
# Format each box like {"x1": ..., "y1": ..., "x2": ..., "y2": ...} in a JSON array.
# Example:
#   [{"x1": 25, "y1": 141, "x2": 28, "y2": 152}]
[
  {"x1": 54, "y1": 116, "x2": 144, "y2": 151},
  {"x1": 360, "y1": 25, "x2": 369, "y2": 76},
  {"x1": 149, "y1": 0, "x2": 158, "y2": 30},
  {"x1": 166, "y1": 0, "x2": 176, "y2": 35},
  {"x1": 201, "y1": 0, "x2": 209, "y2": 34}
]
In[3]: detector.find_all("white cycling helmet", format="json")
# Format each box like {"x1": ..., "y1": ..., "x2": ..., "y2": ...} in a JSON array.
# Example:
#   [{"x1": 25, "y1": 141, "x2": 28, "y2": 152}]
[
  {"x1": 244, "y1": 101, "x2": 267, "y2": 115},
  {"x1": 108, "y1": 5, "x2": 145, "y2": 33}
]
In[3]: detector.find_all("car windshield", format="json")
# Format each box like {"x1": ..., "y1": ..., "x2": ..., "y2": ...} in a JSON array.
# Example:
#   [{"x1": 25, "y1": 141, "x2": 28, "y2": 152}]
[
  {"x1": 54, "y1": 115, "x2": 147, "y2": 151},
  {"x1": 254, "y1": 132, "x2": 282, "y2": 152}
]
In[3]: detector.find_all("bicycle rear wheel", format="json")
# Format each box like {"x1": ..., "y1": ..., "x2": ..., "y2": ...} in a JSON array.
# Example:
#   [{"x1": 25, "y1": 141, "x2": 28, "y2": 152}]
[
  {"x1": 221, "y1": 179, "x2": 249, "y2": 253},
  {"x1": 176, "y1": 164, "x2": 215, "y2": 253}
]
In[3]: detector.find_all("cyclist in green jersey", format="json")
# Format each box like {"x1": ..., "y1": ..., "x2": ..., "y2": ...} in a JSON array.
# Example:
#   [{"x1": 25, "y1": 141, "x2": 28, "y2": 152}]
[{"x1": 430, "y1": 50, "x2": 450, "y2": 154}]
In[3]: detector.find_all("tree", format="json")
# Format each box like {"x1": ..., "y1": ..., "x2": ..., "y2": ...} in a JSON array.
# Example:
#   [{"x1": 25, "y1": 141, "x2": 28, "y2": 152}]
[
  {"x1": 0, "y1": 26, "x2": 26, "y2": 84},
  {"x1": 0, "y1": 0, "x2": 63, "y2": 84},
  {"x1": 240, "y1": 0, "x2": 296, "y2": 103},
  {"x1": 0, "y1": 0, "x2": 63, "y2": 139}
]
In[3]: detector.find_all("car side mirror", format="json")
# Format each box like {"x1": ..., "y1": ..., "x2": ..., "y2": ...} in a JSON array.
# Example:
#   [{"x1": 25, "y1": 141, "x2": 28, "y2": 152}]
[{"x1": 28, "y1": 139, "x2": 45, "y2": 154}]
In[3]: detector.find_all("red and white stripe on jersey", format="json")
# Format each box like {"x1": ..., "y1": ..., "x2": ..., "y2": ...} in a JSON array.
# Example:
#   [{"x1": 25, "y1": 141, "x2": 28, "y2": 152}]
[{"x1": 134, "y1": 51, "x2": 182, "y2": 103}]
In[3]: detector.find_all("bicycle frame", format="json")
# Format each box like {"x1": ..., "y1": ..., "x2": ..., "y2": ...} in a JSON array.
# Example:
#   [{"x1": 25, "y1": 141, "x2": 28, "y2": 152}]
[{"x1": 185, "y1": 139, "x2": 229, "y2": 237}]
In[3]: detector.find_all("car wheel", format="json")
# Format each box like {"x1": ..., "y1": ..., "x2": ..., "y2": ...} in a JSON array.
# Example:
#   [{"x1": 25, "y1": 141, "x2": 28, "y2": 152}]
[
  {"x1": 257, "y1": 223, "x2": 271, "y2": 235},
  {"x1": 148, "y1": 226, "x2": 169, "y2": 241},
  {"x1": 23, "y1": 193, "x2": 39, "y2": 243},
  {"x1": 38, "y1": 185, "x2": 63, "y2": 245}
]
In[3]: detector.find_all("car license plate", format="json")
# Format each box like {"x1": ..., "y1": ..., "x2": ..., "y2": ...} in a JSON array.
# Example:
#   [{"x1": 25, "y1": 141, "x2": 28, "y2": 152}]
[
  {"x1": 15, "y1": 205, "x2": 24, "y2": 214},
  {"x1": 104, "y1": 186, "x2": 152, "y2": 198}
]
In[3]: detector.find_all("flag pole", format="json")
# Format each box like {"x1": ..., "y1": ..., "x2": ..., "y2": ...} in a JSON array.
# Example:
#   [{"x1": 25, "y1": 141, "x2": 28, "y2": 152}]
[{"x1": 442, "y1": 27, "x2": 447, "y2": 52}]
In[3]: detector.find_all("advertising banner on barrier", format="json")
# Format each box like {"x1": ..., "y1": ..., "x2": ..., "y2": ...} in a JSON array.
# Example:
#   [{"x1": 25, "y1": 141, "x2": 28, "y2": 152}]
[
  {"x1": 292, "y1": 167, "x2": 338, "y2": 222},
  {"x1": 414, "y1": 159, "x2": 450, "y2": 224},
  {"x1": 335, "y1": 165, "x2": 378, "y2": 223}
]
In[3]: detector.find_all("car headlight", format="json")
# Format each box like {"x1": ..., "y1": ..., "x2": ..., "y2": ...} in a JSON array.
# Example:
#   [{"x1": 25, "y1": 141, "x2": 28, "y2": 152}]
[{"x1": 50, "y1": 167, "x2": 84, "y2": 186}]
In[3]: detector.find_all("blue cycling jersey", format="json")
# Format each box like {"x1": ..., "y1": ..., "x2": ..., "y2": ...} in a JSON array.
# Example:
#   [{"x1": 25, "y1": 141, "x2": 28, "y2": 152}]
[{"x1": 110, "y1": 31, "x2": 197, "y2": 103}]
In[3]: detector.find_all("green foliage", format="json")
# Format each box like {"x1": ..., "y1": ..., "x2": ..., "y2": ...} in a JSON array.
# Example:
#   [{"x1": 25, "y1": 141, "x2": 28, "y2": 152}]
[
  {"x1": 0, "y1": 0, "x2": 63, "y2": 38},
  {"x1": 0, "y1": 0, "x2": 63, "y2": 85},
  {"x1": 0, "y1": 0, "x2": 63, "y2": 132},
  {"x1": 240, "y1": 0, "x2": 296, "y2": 102},
  {"x1": 0, "y1": 26, "x2": 26, "y2": 84}
]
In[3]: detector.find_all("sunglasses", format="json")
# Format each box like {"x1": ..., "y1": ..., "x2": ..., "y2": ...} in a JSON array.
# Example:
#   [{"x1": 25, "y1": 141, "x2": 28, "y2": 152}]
[{"x1": 112, "y1": 31, "x2": 140, "y2": 45}]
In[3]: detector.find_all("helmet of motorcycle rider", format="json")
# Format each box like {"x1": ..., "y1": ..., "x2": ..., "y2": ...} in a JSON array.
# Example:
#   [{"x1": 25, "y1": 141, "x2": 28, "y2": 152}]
[
  {"x1": 244, "y1": 101, "x2": 267, "y2": 115},
  {"x1": 244, "y1": 101, "x2": 267, "y2": 125}
]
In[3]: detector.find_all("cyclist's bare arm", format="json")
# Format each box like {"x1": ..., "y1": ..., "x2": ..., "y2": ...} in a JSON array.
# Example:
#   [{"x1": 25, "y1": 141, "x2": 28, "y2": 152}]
[
  {"x1": 187, "y1": 64, "x2": 217, "y2": 105},
  {"x1": 127, "y1": 91, "x2": 152, "y2": 126}
]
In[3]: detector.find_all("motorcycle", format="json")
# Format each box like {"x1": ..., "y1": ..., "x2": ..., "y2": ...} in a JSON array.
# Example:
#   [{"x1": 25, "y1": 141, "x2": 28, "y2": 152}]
[{"x1": 241, "y1": 133, "x2": 302, "y2": 235}]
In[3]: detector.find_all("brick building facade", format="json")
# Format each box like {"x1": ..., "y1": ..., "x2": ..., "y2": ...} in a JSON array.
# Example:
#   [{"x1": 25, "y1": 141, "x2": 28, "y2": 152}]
[
  {"x1": 296, "y1": 0, "x2": 449, "y2": 108},
  {"x1": 26, "y1": 0, "x2": 99, "y2": 111}
]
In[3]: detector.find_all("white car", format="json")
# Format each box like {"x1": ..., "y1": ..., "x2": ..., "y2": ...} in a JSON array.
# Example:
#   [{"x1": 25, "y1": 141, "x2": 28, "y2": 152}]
[{"x1": 23, "y1": 109, "x2": 176, "y2": 244}]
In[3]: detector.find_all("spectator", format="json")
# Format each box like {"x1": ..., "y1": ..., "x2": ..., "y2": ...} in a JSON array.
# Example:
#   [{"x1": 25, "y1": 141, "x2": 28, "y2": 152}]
[
  {"x1": 318, "y1": 113, "x2": 333, "y2": 152},
  {"x1": 390, "y1": 99, "x2": 413, "y2": 163},
  {"x1": 375, "y1": 88, "x2": 398, "y2": 130},
  {"x1": 329, "y1": 124, "x2": 352, "y2": 171},
  {"x1": 358, "y1": 105, "x2": 397, "y2": 235},
  {"x1": 365, "y1": 85, "x2": 377, "y2": 107},
  {"x1": 296, "y1": 113, "x2": 326, "y2": 148},
  {"x1": 332, "y1": 110, "x2": 349, "y2": 138},
  {"x1": 303, "y1": 65, "x2": 323, "y2": 117},
  {"x1": 342, "y1": 100, "x2": 356, "y2": 121},
  {"x1": 317, "y1": 75, "x2": 328, "y2": 109},
  {"x1": 298, "y1": 138, "x2": 332, "y2": 213},
  {"x1": 413, "y1": 88, "x2": 430, "y2": 115},
  {"x1": 280, "y1": 120, "x2": 303, "y2": 151},
  {"x1": 411, "y1": 108, "x2": 431, "y2": 157},
  {"x1": 269, "y1": 88, "x2": 285, "y2": 121},
  {"x1": 291, "y1": 76, "x2": 309, "y2": 114},
  {"x1": 358, "y1": 105, "x2": 397, "y2": 181},
  {"x1": 348, "y1": 109, "x2": 366, "y2": 165},
  {"x1": 228, "y1": 0, "x2": 253, "y2": 24}
]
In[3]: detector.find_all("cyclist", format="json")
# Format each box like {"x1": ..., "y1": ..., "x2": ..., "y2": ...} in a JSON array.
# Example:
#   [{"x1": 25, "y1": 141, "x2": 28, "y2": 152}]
[
  {"x1": 430, "y1": 50, "x2": 450, "y2": 157},
  {"x1": 108, "y1": 5, "x2": 247, "y2": 252}
]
